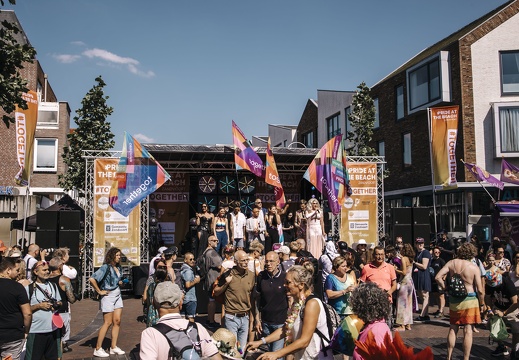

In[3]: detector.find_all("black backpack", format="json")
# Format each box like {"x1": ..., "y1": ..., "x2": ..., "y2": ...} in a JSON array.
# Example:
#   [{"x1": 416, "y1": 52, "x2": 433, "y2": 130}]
[
  {"x1": 153, "y1": 322, "x2": 202, "y2": 360},
  {"x1": 196, "y1": 248, "x2": 210, "y2": 280}
]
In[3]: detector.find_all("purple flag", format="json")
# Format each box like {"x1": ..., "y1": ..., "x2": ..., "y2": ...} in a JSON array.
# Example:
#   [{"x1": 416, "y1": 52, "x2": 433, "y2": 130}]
[
  {"x1": 501, "y1": 159, "x2": 519, "y2": 185},
  {"x1": 464, "y1": 162, "x2": 504, "y2": 190}
]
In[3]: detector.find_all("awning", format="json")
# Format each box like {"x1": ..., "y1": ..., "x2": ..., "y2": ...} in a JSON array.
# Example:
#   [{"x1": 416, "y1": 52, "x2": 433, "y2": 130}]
[{"x1": 495, "y1": 200, "x2": 519, "y2": 216}]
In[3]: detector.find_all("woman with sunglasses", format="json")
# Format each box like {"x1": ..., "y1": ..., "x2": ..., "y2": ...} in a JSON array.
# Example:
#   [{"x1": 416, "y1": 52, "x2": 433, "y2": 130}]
[
  {"x1": 196, "y1": 203, "x2": 215, "y2": 259},
  {"x1": 142, "y1": 258, "x2": 170, "y2": 327},
  {"x1": 89, "y1": 247, "x2": 125, "y2": 357},
  {"x1": 246, "y1": 264, "x2": 333, "y2": 360}
]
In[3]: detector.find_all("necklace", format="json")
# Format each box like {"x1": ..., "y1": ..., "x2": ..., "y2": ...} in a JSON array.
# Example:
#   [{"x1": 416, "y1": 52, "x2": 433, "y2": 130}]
[{"x1": 284, "y1": 292, "x2": 307, "y2": 345}]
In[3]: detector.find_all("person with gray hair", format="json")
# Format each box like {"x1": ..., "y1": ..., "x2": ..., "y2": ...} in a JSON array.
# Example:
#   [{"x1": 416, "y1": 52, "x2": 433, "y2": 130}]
[
  {"x1": 350, "y1": 282, "x2": 392, "y2": 359},
  {"x1": 246, "y1": 264, "x2": 333, "y2": 360},
  {"x1": 140, "y1": 283, "x2": 222, "y2": 360}
]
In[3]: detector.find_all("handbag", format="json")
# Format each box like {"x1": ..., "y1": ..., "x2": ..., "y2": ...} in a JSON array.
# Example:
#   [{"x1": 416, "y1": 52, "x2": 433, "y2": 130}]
[{"x1": 489, "y1": 315, "x2": 509, "y2": 343}]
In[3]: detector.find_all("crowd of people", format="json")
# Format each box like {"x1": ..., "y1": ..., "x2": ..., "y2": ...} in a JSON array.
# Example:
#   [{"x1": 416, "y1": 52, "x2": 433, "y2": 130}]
[{"x1": 2, "y1": 198, "x2": 519, "y2": 360}]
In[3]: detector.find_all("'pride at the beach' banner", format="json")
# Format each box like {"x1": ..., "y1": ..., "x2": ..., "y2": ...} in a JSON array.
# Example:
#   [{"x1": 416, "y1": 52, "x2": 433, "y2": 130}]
[{"x1": 430, "y1": 105, "x2": 459, "y2": 190}]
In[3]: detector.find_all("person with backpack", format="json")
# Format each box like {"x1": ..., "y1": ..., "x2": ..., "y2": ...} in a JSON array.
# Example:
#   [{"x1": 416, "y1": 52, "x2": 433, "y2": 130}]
[
  {"x1": 143, "y1": 258, "x2": 170, "y2": 327},
  {"x1": 435, "y1": 243, "x2": 485, "y2": 360},
  {"x1": 246, "y1": 263, "x2": 334, "y2": 360},
  {"x1": 139, "y1": 282, "x2": 222, "y2": 360},
  {"x1": 199, "y1": 235, "x2": 223, "y2": 329}
]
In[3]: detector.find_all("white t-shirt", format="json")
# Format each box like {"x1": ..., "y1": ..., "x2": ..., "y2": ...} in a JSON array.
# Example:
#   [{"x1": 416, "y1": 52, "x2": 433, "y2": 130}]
[{"x1": 231, "y1": 212, "x2": 246, "y2": 239}]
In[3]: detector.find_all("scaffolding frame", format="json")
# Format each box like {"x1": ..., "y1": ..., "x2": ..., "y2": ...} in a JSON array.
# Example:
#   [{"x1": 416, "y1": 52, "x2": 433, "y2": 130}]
[{"x1": 81, "y1": 150, "x2": 149, "y2": 297}]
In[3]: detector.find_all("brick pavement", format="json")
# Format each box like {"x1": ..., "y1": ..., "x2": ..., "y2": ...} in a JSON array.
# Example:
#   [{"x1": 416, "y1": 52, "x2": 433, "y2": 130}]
[{"x1": 66, "y1": 297, "x2": 511, "y2": 360}]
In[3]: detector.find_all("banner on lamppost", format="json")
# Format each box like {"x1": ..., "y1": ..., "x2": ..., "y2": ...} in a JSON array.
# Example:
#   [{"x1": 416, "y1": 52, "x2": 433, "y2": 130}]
[
  {"x1": 14, "y1": 90, "x2": 38, "y2": 186},
  {"x1": 430, "y1": 105, "x2": 459, "y2": 190}
]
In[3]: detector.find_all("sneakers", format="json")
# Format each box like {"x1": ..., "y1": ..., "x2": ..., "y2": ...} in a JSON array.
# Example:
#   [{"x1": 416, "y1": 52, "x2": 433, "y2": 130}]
[
  {"x1": 416, "y1": 315, "x2": 431, "y2": 322},
  {"x1": 205, "y1": 321, "x2": 220, "y2": 329},
  {"x1": 431, "y1": 310, "x2": 441, "y2": 316},
  {"x1": 62, "y1": 342, "x2": 72, "y2": 353},
  {"x1": 93, "y1": 348, "x2": 110, "y2": 358},
  {"x1": 110, "y1": 346, "x2": 126, "y2": 355},
  {"x1": 491, "y1": 345, "x2": 509, "y2": 356}
]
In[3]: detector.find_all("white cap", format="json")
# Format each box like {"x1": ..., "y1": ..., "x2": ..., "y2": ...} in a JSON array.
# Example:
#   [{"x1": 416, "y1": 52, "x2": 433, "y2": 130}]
[{"x1": 157, "y1": 246, "x2": 168, "y2": 255}]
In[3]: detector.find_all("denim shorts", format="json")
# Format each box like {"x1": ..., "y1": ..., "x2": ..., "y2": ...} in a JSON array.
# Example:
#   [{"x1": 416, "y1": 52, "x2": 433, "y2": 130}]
[{"x1": 182, "y1": 301, "x2": 197, "y2": 318}]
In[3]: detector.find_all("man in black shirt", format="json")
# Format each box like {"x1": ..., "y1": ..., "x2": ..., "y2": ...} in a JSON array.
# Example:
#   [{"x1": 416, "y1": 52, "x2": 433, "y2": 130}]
[
  {"x1": 0, "y1": 258, "x2": 32, "y2": 360},
  {"x1": 254, "y1": 251, "x2": 288, "y2": 353}
]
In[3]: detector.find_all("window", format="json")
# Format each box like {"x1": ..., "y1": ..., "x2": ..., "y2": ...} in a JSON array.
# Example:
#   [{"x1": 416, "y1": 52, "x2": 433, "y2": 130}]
[
  {"x1": 373, "y1": 98, "x2": 379, "y2": 128},
  {"x1": 493, "y1": 102, "x2": 519, "y2": 157},
  {"x1": 403, "y1": 133, "x2": 412, "y2": 167},
  {"x1": 327, "y1": 113, "x2": 341, "y2": 140},
  {"x1": 37, "y1": 102, "x2": 59, "y2": 126},
  {"x1": 501, "y1": 51, "x2": 519, "y2": 94},
  {"x1": 34, "y1": 138, "x2": 58, "y2": 172},
  {"x1": 396, "y1": 85, "x2": 404, "y2": 120},
  {"x1": 377, "y1": 141, "x2": 385, "y2": 156},
  {"x1": 302, "y1": 131, "x2": 314, "y2": 148},
  {"x1": 408, "y1": 58, "x2": 440, "y2": 110}
]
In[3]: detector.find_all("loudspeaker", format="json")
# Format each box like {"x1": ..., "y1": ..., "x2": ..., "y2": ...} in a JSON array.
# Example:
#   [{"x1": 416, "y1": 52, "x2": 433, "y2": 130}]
[
  {"x1": 413, "y1": 208, "x2": 430, "y2": 225},
  {"x1": 132, "y1": 264, "x2": 149, "y2": 296},
  {"x1": 393, "y1": 224, "x2": 412, "y2": 244},
  {"x1": 36, "y1": 230, "x2": 57, "y2": 250},
  {"x1": 392, "y1": 208, "x2": 412, "y2": 225},
  {"x1": 67, "y1": 255, "x2": 80, "y2": 271},
  {"x1": 413, "y1": 224, "x2": 431, "y2": 245},
  {"x1": 59, "y1": 211, "x2": 81, "y2": 231},
  {"x1": 59, "y1": 230, "x2": 80, "y2": 255},
  {"x1": 36, "y1": 211, "x2": 58, "y2": 231}
]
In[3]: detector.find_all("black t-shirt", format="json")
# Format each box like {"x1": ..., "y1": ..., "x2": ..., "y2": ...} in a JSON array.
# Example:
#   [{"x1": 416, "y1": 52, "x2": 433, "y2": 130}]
[
  {"x1": 0, "y1": 278, "x2": 29, "y2": 342},
  {"x1": 430, "y1": 258, "x2": 446, "y2": 276},
  {"x1": 256, "y1": 268, "x2": 288, "y2": 325},
  {"x1": 488, "y1": 275, "x2": 518, "y2": 311}
]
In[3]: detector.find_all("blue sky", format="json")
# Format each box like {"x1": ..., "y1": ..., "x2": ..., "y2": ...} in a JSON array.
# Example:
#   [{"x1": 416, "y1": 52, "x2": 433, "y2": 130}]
[{"x1": 4, "y1": 0, "x2": 509, "y2": 149}]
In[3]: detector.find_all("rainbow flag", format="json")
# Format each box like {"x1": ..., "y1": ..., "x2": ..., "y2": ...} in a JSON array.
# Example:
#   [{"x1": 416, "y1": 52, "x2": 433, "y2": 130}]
[
  {"x1": 109, "y1": 133, "x2": 171, "y2": 217},
  {"x1": 303, "y1": 135, "x2": 348, "y2": 215},
  {"x1": 265, "y1": 137, "x2": 286, "y2": 209},
  {"x1": 232, "y1": 120, "x2": 264, "y2": 177}
]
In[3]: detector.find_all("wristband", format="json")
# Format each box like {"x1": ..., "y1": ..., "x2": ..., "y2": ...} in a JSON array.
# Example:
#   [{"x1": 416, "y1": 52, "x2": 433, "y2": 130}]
[{"x1": 261, "y1": 337, "x2": 267, "y2": 345}]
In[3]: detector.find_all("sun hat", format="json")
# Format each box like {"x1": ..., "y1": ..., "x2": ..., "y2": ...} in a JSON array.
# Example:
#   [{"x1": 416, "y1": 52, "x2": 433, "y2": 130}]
[
  {"x1": 153, "y1": 282, "x2": 183, "y2": 308},
  {"x1": 212, "y1": 328, "x2": 242, "y2": 359},
  {"x1": 163, "y1": 246, "x2": 178, "y2": 256},
  {"x1": 357, "y1": 239, "x2": 367, "y2": 245},
  {"x1": 157, "y1": 246, "x2": 168, "y2": 255}
]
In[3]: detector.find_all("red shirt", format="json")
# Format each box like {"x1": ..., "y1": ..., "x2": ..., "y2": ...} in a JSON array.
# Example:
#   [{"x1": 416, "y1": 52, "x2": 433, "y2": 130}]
[{"x1": 360, "y1": 262, "x2": 397, "y2": 294}]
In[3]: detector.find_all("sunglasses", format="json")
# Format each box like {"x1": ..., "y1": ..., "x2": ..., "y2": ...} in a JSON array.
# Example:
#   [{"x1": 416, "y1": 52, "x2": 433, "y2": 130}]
[
  {"x1": 34, "y1": 261, "x2": 48, "y2": 269},
  {"x1": 156, "y1": 265, "x2": 167, "y2": 270},
  {"x1": 295, "y1": 257, "x2": 310, "y2": 265}
]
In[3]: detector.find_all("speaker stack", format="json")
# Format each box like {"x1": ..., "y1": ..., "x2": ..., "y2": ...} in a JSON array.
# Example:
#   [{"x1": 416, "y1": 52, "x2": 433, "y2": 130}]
[
  {"x1": 392, "y1": 207, "x2": 431, "y2": 245},
  {"x1": 36, "y1": 211, "x2": 58, "y2": 250}
]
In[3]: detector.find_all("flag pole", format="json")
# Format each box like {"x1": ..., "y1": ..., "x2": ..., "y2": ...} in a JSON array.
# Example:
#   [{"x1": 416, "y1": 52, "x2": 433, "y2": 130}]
[
  {"x1": 428, "y1": 108, "x2": 438, "y2": 236},
  {"x1": 460, "y1": 159, "x2": 497, "y2": 203}
]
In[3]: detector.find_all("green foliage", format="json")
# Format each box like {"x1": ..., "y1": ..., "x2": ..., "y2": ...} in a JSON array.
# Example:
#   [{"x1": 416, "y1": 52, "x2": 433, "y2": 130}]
[
  {"x1": 0, "y1": 6, "x2": 37, "y2": 127},
  {"x1": 346, "y1": 82, "x2": 377, "y2": 156},
  {"x1": 59, "y1": 76, "x2": 115, "y2": 193}
]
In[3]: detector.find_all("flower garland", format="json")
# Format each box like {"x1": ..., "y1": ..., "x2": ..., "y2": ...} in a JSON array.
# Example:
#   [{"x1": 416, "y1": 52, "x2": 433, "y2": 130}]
[{"x1": 284, "y1": 293, "x2": 306, "y2": 345}]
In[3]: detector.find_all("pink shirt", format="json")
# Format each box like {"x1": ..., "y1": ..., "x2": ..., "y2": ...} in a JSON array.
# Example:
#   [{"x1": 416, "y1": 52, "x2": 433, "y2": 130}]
[
  {"x1": 353, "y1": 320, "x2": 392, "y2": 360},
  {"x1": 359, "y1": 262, "x2": 397, "y2": 292},
  {"x1": 140, "y1": 313, "x2": 218, "y2": 360}
]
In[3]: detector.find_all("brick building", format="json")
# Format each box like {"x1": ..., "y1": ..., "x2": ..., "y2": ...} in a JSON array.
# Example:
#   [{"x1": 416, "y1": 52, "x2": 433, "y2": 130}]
[
  {"x1": 369, "y1": 1, "x2": 519, "y2": 240},
  {"x1": 0, "y1": 11, "x2": 70, "y2": 245}
]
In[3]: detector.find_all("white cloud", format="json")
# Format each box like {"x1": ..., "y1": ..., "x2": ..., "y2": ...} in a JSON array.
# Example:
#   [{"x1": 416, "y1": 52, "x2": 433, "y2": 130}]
[
  {"x1": 71, "y1": 41, "x2": 86, "y2": 46},
  {"x1": 53, "y1": 54, "x2": 81, "y2": 63},
  {"x1": 133, "y1": 133, "x2": 156, "y2": 143},
  {"x1": 82, "y1": 48, "x2": 155, "y2": 78}
]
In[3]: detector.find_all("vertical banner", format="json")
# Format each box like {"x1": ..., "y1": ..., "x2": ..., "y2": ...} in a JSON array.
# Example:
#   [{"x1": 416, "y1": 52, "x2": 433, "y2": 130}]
[
  {"x1": 430, "y1": 105, "x2": 459, "y2": 190},
  {"x1": 149, "y1": 174, "x2": 190, "y2": 246},
  {"x1": 94, "y1": 158, "x2": 141, "y2": 267},
  {"x1": 340, "y1": 163, "x2": 378, "y2": 247},
  {"x1": 265, "y1": 137, "x2": 286, "y2": 208},
  {"x1": 14, "y1": 90, "x2": 38, "y2": 186}
]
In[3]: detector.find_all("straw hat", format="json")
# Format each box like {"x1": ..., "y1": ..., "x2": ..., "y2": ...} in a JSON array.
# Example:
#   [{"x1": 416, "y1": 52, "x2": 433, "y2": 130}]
[{"x1": 211, "y1": 328, "x2": 242, "y2": 359}]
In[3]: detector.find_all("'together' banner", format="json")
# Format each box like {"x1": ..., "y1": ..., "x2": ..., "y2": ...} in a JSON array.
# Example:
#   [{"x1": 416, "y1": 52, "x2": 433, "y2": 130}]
[{"x1": 14, "y1": 91, "x2": 38, "y2": 186}]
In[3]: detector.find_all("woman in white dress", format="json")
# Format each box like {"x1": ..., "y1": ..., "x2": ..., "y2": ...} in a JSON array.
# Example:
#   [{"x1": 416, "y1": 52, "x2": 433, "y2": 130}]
[{"x1": 306, "y1": 199, "x2": 326, "y2": 259}]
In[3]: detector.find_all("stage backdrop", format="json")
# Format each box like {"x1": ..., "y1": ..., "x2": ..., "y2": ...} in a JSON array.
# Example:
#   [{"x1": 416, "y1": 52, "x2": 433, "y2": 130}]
[
  {"x1": 94, "y1": 158, "x2": 141, "y2": 267},
  {"x1": 340, "y1": 163, "x2": 378, "y2": 247},
  {"x1": 149, "y1": 173, "x2": 190, "y2": 246}
]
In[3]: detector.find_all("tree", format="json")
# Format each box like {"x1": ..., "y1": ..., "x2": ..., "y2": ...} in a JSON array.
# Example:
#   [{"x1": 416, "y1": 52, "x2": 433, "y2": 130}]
[
  {"x1": 59, "y1": 76, "x2": 115, "y2": 193},
  {"x1": 346, "y1": 81, "x2": 377, "y2": 156},
  {"x1": 0, "y1": 1, "x2": 37, "y2": 127}
]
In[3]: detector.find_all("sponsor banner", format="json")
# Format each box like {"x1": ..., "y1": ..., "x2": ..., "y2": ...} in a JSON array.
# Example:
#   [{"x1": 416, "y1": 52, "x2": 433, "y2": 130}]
[
  {"x1": 430, "y1": 105, "x2": 459, "y2": 190},
  {"x1": 94, "y1": 158, "x2": 140, "y2": 267},
  {"x1": 14, "y1": 90, "x2": 38, "y2": 186},
  {"x1": 341, "y1": 163, "x2": 378, "y2": 247},
  {"x1": 149, "y1": 173, "x2": 190, "y2": 246},
  {"x1": 256, "y1": 173, "x2": 301, "y2": 207}
]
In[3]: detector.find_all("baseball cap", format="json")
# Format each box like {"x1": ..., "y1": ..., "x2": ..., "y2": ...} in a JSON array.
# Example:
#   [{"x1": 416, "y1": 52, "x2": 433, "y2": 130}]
[
  {"x1": 272, "y1": 243, "x2": 282, "y2": 252},
  {"x1": 154, "y1": 282, "x2": 183, "y2": 308},
  {"x1": 415, "y1": 237, "x2": 425, "y2": 243},
  {"x1": 157, "y1": 246, "x2": 168, "y2": 255},
  {"x1": 275, "y1": 245, "x2": 290, "y2": 255},
  {"x1": 338, "y1": 241, "x2": 349, "y2": 250}
]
